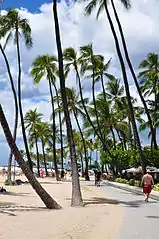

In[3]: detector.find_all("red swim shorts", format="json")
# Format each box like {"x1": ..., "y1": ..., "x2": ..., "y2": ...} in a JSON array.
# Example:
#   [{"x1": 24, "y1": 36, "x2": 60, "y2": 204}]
[{"x1": 143, "y1": 186, "x2": 152, "y2": 194}]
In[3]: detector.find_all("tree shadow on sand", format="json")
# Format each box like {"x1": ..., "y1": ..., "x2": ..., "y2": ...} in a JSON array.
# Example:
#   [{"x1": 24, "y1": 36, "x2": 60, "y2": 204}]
[{"x1": 0, "y1": 201, "x2": 50, "y2": 217}]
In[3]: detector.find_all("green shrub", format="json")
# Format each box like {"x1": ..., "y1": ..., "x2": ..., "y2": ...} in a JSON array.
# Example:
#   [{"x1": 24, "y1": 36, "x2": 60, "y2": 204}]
[
  {"x1": 115, "y1": 178, "x2": 128, "y2": 184},
  {"x1": 153, "y1": 184, "x2": 159, "y2": 191},
  {"x1": 4, "y1": 179, "x2": 9, "y2": 185},
  {"x1": 129, "y1": 179, "x2": 135, "y2": 186}
]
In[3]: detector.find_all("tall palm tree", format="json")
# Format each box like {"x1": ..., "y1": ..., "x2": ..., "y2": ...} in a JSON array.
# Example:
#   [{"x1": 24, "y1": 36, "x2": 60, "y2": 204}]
[
  {"x1": 24, "y1": 109, "x2": 43, "y2": 177},
  {"x1": 0, "y1": 43, "x2": 19, "y2": 185},
  {"x1": 85, "y1": 0, "x2": 145, "y2": 171},
  {"x1": 52, "y1": 80, "x2": 64, "y2": 170},
  {"x1": 60, "y1": 87, "x2": 90, "y2": 180},
  {"x1": 0, "y1": 9, "x2": 33, "y2": 170},
  {"x1": 52, "y1": 0, "x2": 83, "y2": 206},
  {"x1": 79, "y1": 44, "x2": 104, "y2": 141},
  {"x1": 31, "y1": 54, "x2": 59, "y2": 180},
  {"x1": 37, "y1": 122, "x2": 50, "y2": 176},
  {"x1": 63, "y1": 47, "x2": 112, "y2": 158},
  {"x1": 0, "y1": 104, "x2": 61, "y2": 209},
  {"x1": 138, "y1": 53, "x2": 159, "y2": 149},
  {"x1": 109, "y1": 0, "x2": 157, "y2": 150}
]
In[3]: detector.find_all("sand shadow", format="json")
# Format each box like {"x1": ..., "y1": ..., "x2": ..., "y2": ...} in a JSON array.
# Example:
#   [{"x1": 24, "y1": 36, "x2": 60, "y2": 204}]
[
  {"x1": 146, "y1": 215, "x2": 159, "y2": 219},
  {"x1": 83, "y1": 196, "x2": 158, "y2": 208},
  {"x1": 40, "y1": 181, "x2": 62, "y2": 185}
]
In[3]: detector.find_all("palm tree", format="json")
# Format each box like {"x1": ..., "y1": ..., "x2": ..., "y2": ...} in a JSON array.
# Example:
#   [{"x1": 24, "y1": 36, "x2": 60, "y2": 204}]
[
  {"x1": 0, "y1": 104, "x2": 61, "y2": 209},
  {"x1": 37, "y1": 122, "x2": 50, "y2": 176},
  {"x1": 138, "y1": 53, "x2": 159, "y2": 149},
  {"x1": 0, "y1": 9, "x2": 33, "y2": 170},
  {"x1": 79, "y1": 44, "x2": 105, "y2": 142},
  {"x1": 60, "y1": 87, "x2": 90, "y2": 180},
  {"x1": 31, "y1": 54, "x2": 59, "y2": 180},
  {"x1": 85, "y1": 0, "x2": 145, "y2": 171},
  {"x1": 0, "y1": 43, "x2": 19, "y2": 185},
  {"x1": 24, "y1": 109, "x2": 43, "y2": 177},
  {"x1": 63, "y1": 47, "x2": 112, "y2": 158},
  {"x1": 52, "y1": 0, "x2": 83, "y2": 206},
  {"x1": 109, "y1": 0, "x2": 157, "y2": 150}
]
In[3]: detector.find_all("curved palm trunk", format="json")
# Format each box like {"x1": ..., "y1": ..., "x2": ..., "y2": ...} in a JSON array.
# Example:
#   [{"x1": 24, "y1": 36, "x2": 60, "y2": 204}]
[
  {"x1": 0, "y1": 104, "x2": 61, "y2": 209},
  {"x1": 0, "y1": 44, "x2": 19, "y2": 185},
  {"x1": 111, "y1": 0, "x2": 157, "y2": 150},
  {"x1": 73, "y1": 110, "x2": 90, "y2": 181},
  {"x1": 34, "y1": 131, "x2": 40, "y2": 177},
  {"x1": 53, "y1": 0, "x2": 83, "y2": 207},
  {"x1": 41, "y1": 139, "x2": 48, "y2": 176},
  {"x1": 15, "y1": 28, "x2": 32, "y2": 171},
  {"x1": 53, "y1": 83, "x2": 64, "y2": 170},
  {"x1": 48, "y1": 78, "x2": 59, "y2": 181},
  {"x1": 75, "y1": 67, "x2": 113, "y2": 158},
  {"x1": 103, "y1": 0, "x2": 145, "y2": 171}
]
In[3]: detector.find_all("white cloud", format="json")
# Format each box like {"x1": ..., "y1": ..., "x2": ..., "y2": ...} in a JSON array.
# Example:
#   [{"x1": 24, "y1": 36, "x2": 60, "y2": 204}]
[{"x1": 0, "y1": 0, "x2": 159, "y2": 164}]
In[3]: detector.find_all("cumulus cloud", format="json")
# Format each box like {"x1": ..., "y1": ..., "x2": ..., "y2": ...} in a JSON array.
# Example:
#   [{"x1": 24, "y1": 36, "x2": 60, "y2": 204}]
[{"x1": 0, "y1": 0, "x2": 159, "y2": 164}]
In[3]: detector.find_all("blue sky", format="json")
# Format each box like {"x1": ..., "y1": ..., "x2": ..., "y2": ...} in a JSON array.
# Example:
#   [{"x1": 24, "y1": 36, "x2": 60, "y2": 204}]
[{"x1": 1, "y1": 0, "x2": 52, "y2": 12}]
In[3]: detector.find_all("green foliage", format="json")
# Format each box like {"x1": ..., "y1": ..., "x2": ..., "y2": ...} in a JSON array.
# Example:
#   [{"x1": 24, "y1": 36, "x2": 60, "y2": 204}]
[
  {"x1": 100, "y1": 150, "x2": 139, "y2": 168},
  {"x1": 129, "y1": 179, "x2": 135, "y2": 186},
  {"x1": 4, "y1": 179, "x2": 9, "y2": 185},
  {"x1": 153, "y1": 184, "x2": 159, "y2": 192},
  {"x1": 101, "y1": 150, "x2": 159, "y2": 168},
  {"x1": 115, "y1": 178, "x2": 128, "y2": 184}
]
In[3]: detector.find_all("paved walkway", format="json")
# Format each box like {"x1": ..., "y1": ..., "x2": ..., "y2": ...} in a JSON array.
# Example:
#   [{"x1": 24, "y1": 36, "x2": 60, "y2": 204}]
[{"x1": 99, "y1": 184, "x2": 159, "y2": 239}]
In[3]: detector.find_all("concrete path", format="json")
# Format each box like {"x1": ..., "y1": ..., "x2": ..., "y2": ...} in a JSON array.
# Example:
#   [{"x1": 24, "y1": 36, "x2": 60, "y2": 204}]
[{"x1": 98, "y1": 184, "x2": 159, "y2": 239}]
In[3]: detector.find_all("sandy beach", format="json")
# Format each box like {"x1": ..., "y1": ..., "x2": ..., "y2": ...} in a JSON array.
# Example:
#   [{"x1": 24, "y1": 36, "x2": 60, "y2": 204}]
[{"x1": 0, "y1": 176, "x2": 122, "y2": 239}]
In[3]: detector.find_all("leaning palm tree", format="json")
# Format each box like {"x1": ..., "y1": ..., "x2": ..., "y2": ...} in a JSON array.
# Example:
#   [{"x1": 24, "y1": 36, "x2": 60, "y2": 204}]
[
  {"x1": 0, "y1": 9, "x2": 33, "y2": 170},
  {"x1": 24, "y1": 109, "x2": 43, "y2": 177},
  {"x1": 85, "y1": 0, "x2": 145, "y2": 170},
  {"x1": 31, "y1": 54, "x2": 59, "y2": 180},
  {"x1": 52, "y1": 0, "x2": 83, "y2": 206},
  {"x1": 0, "y1": 104, "x2": 61, "y2": 209}
]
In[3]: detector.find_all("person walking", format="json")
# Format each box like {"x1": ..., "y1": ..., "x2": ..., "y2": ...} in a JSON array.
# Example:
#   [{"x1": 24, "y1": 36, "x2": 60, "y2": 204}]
[{"x1": 141, "y1": 169, "x2": 154, "y2": 202}]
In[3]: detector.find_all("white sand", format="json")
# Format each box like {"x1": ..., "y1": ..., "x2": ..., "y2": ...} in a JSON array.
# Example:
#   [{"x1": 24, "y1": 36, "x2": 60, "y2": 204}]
[{"x1": 0, "y1": 176, "x2": 122, "y2": 239}]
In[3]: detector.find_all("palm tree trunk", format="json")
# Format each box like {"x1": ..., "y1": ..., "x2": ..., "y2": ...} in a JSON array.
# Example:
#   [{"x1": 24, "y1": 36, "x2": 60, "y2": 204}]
[
  {"x1": 0, "y1": 104, "x2": 61, "y2": 209},
  {"x1": 75, "y1": 67, "x2": 113, "y2": 159},
  {"x1": 48, "y1": 78, "x2": 59, "y2": 181},
  {"x1": 101, "y1": 74, "x2": 106, "y2": 101},
  {"x1": 116, "y1": 129, "x2": 124, "y2": 150},
  {"x1": 73, "y1": 110, "x2": 89, "y2": 181},
  {"x1": 111, "y1": 0, "x2": 158, "y2": 150},
  {"x1": 52, "y1": 0, "x2": 83, "y2": 207},
  {"x1": 103, "y1": 0, "x2": 145, "y2": 171},
  {"x1": 110, "y1": 126, "x2": 116, "y2": 150},
  {"x1": 41, "y1": 139, "x2": 48, "y2": 176},
  {"x1": 34, "y1": 131, "x2": 40, "y2": 177},
  {"x1": 92, "y1": 67, "x2": 103, "y2": 141},
  {"x1": 0, "y1": 44, "x2": 19, "y2": 185},
  {"x1": 15, "y1": 28, "x2": 32, "y2": 171},
  {"x1": 80, "y1": 152, "x2": 85, "y2": 177},
  {"x1": 53, "y1": 83, "x2": 64, "y2": 170}
]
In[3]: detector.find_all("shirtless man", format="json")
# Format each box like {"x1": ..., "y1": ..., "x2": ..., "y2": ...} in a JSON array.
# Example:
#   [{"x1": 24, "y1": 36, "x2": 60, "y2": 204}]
[{"x1": 141, "y1": 169, "x2": 154, "y2": 202}]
